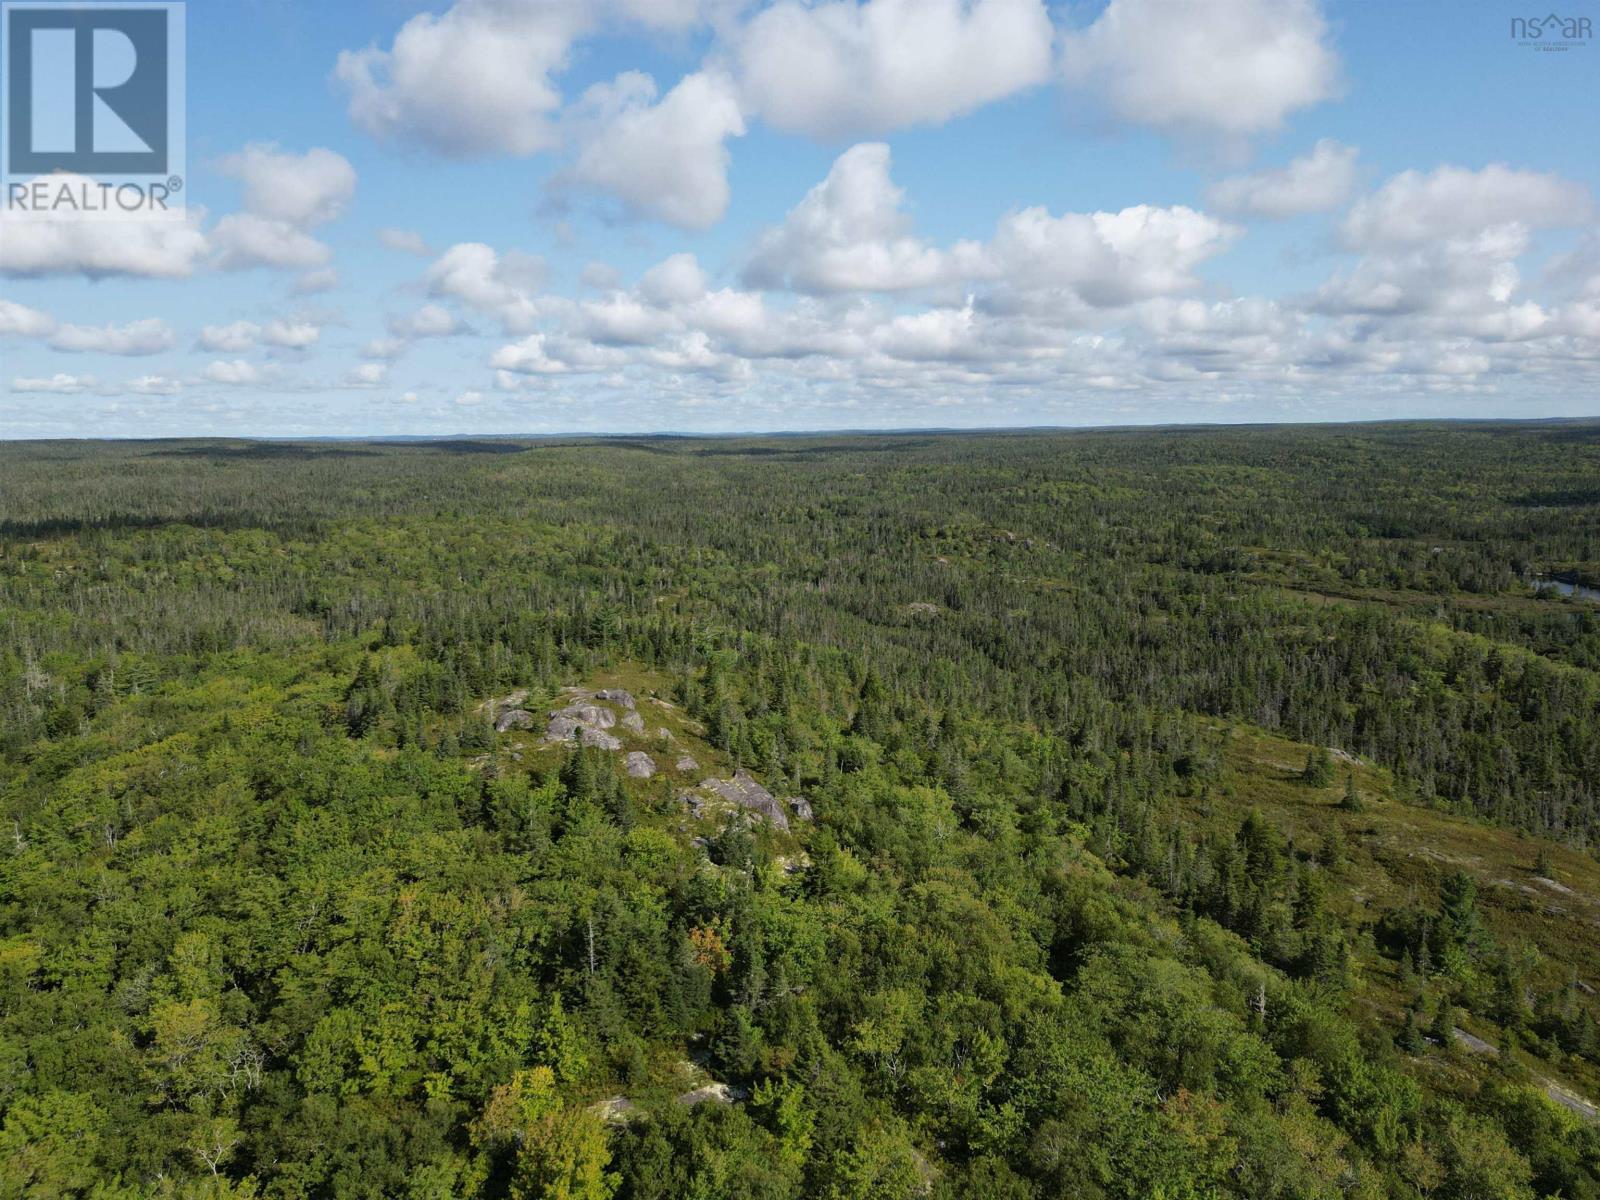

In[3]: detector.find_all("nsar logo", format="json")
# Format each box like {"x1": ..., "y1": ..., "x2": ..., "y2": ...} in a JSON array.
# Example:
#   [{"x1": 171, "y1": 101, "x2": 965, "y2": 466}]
[
  {"x1": 2, "y1": 2, "x2": 186, "y2": 218},
  {"x1": 1510, "y1": 11, "x2": 1593, "y2": 50}
]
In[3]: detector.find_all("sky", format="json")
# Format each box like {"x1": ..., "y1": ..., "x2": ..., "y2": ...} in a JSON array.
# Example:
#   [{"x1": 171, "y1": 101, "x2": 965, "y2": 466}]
[{"x1": 0, "y1": 0, "x2": 1598, "y2": 438}]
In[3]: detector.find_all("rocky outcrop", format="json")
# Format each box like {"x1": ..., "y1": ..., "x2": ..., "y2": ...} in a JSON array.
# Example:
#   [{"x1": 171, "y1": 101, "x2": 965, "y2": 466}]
[
  {"x1": 590, "y1": 1096, "x2": 639, "y2": 1124},
  {"x1": 495, "y1": 708, "x2": 537, "y2": 733},
  {"x1": 556, "y1": 703, "x2": 616, "y2": 729},
  {"x1": 580, "y1": 727, "x2": 623, "y2": 751},
  {"x1": 483, "y1": 689, "x2": 530, "y2": 714},
  {"x1": 702, "y1": 771, "x2": 789, "y2": 831},
  {"x1": 495, "y1": 692, "x2": 761, "y2": 819},
  {"x1": 542, "y1": 696, "x2": 625, "y2": 747},
  {"x1": 788, "y1": 796, "x2": 814, "y2": 823},
  {"x1": 544, "y1": 716, "x2": 581, "y2": 742},
  {"x1": 678, "y1": 1082, "x2": 744, "y2": 1107}
]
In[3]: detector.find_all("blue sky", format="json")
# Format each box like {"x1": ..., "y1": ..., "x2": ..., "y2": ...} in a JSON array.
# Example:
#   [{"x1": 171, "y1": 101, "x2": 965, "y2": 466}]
[{"x1": 1, "y1": 0, "x2": 1598, "y2": 437}]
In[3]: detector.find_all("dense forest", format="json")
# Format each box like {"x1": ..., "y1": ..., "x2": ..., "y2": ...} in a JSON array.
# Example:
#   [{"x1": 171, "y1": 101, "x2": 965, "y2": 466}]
[{"x1": 2, "y1": 422, "x2": 1599, "y2": 1199}]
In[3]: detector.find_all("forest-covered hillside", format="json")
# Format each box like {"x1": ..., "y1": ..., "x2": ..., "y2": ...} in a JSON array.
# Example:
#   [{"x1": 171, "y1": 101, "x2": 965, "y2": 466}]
[{"x1": 2, "y1": 423, "x2": 1599, "y2": 1199}]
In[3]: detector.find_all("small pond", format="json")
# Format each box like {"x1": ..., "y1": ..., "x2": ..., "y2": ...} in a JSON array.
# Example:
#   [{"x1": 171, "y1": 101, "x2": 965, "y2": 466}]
[{"x1": 1533, "y1": 576, "x2": 1600, "y2": 602}]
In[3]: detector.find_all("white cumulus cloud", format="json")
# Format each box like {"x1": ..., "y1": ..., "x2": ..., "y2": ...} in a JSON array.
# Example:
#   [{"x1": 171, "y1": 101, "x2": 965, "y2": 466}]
[
  {"x1": 49, "y1": 318, "x2": 176, "y2": 356},
  {"x1": 746, "y1": 142, "x2": 1237, "y2": 305},
  {"x1": 210, "y1": 145, "x2": 356, "y2": 271},
  {"x1": 745, "y1": 143, "x2": 986, "y2": 293},
  {"x1": 198, "y1": 318, "x2": 321, "y2": 354},
  {"x1": 1061, "y1": 0, "x2": 1340, "y2": 141},
  {"x1": 199, "y1": 321, "x2": 262, "y2": 353},
  {"x1": 564, "y1": 71, "x2": 746, "y2": 230},
  {"x1": 335, "y1": 0, "x2": 590, "y2": 157},
  {"x1": 640, "y1": 254, "x2": 710, "y2": 307},
  {"x1": 129, "y1": 375, "x2": 183, "y2": 395},
  {"x1": 264, "y1": 320, "x2": 322, "y2": 350},
  {"x1": 217, "y1": 145, "x2": 356, "y2": 227},
  {"x1": 12, "y1": 373, "x2": 96, "y2": 394},
  {"x1": 345, "y1": 362, "x2": 390, "y2": 387},
  {"x1": 731, "y1": 0, "x2": 1054, "y2": 139},
  {"x1": 203, "y1": 360, "x2": 266, "y2": 386},
  {"x1": 211, "y1": 215, "x2": 333, "y2": 272},
  {"x1": 1207, "y1": 140, "x2": 1360, "y2": 218},
  {"x1": 0, "y1": 202, "x2": 210, "y2": 279},
  {"x1": 1342, "y1": 164, "x2": 1593, "y2": 249},
  {"x1": 0, "y1": 299, "x2": 56, "y2": 338},
  {"x1": 425, "y1": 242, "x2": 547, "y2": 332},
  {"x1": 389, "y1": 303, "x2": 465, "y2": 340},
  {"x1": 986, "y1": 204, "x2": 1239, "y2": 306}
]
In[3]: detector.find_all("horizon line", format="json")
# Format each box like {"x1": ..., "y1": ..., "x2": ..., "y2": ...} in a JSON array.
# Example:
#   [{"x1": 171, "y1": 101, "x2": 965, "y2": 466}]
[{"x1": 5, "y1": 413, "x2": 1600, "y2": 445}]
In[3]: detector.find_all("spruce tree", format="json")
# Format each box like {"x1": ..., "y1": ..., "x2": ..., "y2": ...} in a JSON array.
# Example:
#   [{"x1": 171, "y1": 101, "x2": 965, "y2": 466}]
[
  {"x1": 1429, "y1": 998, "x2": 1455, "y2": 1048},
  {"x1": 1399, "y1": 1008, "x2": 1426, "y2": 1054},
  {"x1": 1300, "y1": 748, "x2": 1334, "y2": 789},
  {"x1": 1534, "y1": 845, "x2": 1555, "y2": 879},
  {"x1": 1339, "y1": 771, "x2": 1364, "y2": 812}
]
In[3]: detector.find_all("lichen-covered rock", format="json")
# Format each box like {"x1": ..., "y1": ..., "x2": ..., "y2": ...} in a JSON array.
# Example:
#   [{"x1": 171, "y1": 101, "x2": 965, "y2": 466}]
[
  {"x1": 483, "y1": 689, "x2": 529, "y2": 714},
  {"x1": 589, "y1": 1096, "x2": 639, "y2": 1124},
  {"x1": 495, "y1": 708, "x2": 537, "y2": 733},
  {"x1": 620, "y1": 711, "x2": 646, "y2": 734},
  {"x1": 675, "y1": 755, "x2": 700, "y2": 774},
  {"x1": 788, "y1": 796, "x2": 814, "y2": 822},
  {"x1": 556, "y1": 703, "x2": 616, "y2": 729},
  {"x1": 701, "y1": 770, "x2": 789, "y2": 831},
  {"x1": 677, "y1": 1082, "x2": 744, "y2": 1106},
  {"x1": 544, "y1": 716, "x2": 581, "y2": 742},
  {"x1": 624, "y1": 751, "x2": 655, "y2": 778},
  {"x1": 579, "y1": 727, "x2": 623, "y2": 751},
  {"x1": 595, "y1": 688, "x2": 637, "y2": 709}
]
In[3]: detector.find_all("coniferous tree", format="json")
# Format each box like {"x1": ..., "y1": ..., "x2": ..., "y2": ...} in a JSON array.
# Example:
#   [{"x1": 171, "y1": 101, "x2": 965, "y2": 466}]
[
  {"x1": 1339, "y1": 771, "x2": 1364, "y2": 812},
  {"x1": 1301, "y1": 748, "x2": 1335, "y2": 789}
]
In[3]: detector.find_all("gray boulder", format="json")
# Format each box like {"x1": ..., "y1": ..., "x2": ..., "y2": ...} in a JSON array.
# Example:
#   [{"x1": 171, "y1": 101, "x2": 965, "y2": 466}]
[
  {"x1": 677, "y1": 1082, "x2": 744, "y2": 1106},
  {"x1": 495, "y1": 708, "x2": 537, "y2": 733},
  {"x1": 580, "y1": 727, "x2": 623, "y2": 751},
  {"x1": 620, "y1": 711, "x2": 646, "y2": 734},
  {"x1": 595, "y1": 689, "x2": 637, "y2": 709},
  {"x1": 788, "y1": 796, "x2": 814, "y2": 822},
  {"x1": 675, "y1": 755, "x2": 700, "y2": 774},
  {"x1": 624, "y1": 751, "x2": 656, "y2": 778},
  {"x1": 556, "y1": 703, "x2": 616, "y2": 729},
  {"x1": 702, "y1": 771, "x2": 789, "y2": 831},
  {"x1": 589, "y1": 1096, "x2": 639, "y2": 1124},
  {"x1": 544, "y1": 716, "x2": 581, "y2": 742}
]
